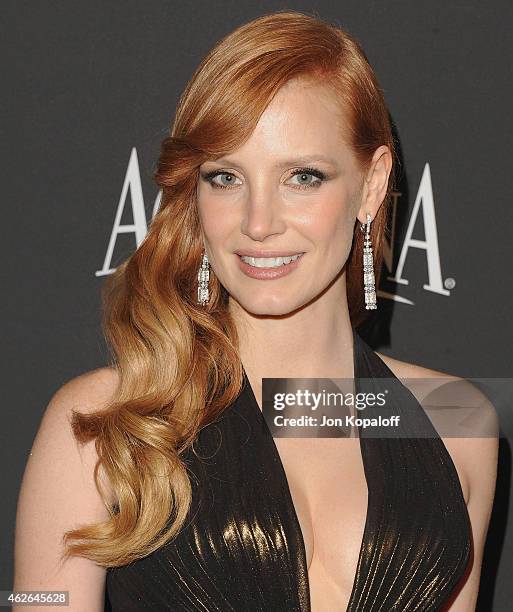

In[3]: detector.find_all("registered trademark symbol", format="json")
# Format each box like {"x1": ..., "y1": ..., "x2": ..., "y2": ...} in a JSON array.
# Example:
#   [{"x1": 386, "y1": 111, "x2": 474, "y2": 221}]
[{"x1": 444, "y1": 277, "x2": 456, "y2": 290}]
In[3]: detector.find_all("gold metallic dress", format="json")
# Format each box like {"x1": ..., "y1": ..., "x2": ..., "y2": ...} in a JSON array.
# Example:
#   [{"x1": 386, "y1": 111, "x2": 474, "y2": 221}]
[{"x1": 106, "y1": 328, "x2": 472, "y2": 611}]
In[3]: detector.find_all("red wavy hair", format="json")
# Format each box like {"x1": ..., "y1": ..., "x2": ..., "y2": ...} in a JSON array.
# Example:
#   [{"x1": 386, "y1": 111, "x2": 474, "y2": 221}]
[{"x1": 63, "y1": 10, "x2": 395, "y2": 567}]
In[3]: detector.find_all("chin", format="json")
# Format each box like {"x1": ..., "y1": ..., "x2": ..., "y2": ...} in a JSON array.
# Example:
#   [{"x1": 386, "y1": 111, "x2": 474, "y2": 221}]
[{"x1": 233, "y1": 293, "x2": 310, "y2": 317}]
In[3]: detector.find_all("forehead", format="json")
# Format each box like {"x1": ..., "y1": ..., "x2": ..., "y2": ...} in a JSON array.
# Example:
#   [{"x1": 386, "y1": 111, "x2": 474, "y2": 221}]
[{"x1": 239, "y1": 77, "x2": 350, "y2": 159}]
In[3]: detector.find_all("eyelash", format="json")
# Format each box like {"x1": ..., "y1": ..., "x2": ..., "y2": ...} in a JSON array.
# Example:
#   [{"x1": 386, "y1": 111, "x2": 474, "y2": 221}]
[{"x1": 201, "y1": 167, "x2": 327, "y2": 191}]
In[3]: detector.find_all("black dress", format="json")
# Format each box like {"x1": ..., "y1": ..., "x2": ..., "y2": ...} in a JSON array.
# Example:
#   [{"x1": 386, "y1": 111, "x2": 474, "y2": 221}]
[{"x1": 106, "y1": 327, "x2": 472, "y2": 611}]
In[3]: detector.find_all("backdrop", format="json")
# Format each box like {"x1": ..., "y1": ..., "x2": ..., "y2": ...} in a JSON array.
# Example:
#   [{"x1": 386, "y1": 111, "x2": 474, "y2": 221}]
[{"x1": 3, "y1": 1, "x2": 512, "y2": 609}]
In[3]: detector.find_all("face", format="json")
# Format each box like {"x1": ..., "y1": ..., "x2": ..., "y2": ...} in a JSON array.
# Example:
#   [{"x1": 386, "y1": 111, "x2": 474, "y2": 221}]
[{"x1": 196, "y1": 77, "x2": 382, "y2": 317}]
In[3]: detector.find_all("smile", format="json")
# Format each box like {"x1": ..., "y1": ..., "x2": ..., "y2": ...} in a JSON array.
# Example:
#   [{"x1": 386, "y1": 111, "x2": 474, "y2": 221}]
[{"x1": 239, "y1": 253, "x2": 304, "y2": 268}]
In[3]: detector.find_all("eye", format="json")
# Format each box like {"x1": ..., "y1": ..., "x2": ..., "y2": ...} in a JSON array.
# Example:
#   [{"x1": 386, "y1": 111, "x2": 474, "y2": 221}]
[
  {"x1": 201, "y1": 170, "x2": 242, "y2": 190},
  {"x1": 287, "y1": 167, "x2": 326, "y2": 190}
]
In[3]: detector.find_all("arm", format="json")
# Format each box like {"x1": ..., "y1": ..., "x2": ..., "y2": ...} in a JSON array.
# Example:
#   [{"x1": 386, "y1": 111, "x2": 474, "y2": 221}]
[
  {"x1": 374, "y1": 352, "x2": 500, "y2": 611},
  {"x1": 13, "y1": 368, "x2": 119, "y2": 611},
  {"x1": 441, "y1": 410, "x2": 499, "y2": 611}
]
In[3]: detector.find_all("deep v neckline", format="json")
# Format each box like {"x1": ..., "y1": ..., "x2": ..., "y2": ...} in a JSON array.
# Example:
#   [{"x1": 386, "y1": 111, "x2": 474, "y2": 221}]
[
  {"x1": 241, "y1": 326, "x2": 368, "y2": 612},
  {"x1": 106, "y1": 330, "x2": 474, "y2": 611}
]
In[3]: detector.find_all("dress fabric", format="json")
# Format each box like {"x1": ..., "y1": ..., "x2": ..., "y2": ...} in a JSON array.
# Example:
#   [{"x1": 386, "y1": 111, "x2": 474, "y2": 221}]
[{"x1": 106, "y1": 328, "x2": 472, "y2": 611}]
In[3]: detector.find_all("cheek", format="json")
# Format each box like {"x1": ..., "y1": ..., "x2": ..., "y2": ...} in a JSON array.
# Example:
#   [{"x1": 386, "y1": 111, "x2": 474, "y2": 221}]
[
  {"x1": 196, "y1": 192, "x2": 233, "y2": 243},
  {"x1": 303, "y1": 191, "x2": 357, "y2": 253}
]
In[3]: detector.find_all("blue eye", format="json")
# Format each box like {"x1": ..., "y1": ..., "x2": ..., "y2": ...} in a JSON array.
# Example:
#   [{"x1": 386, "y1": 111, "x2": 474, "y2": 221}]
[
  {"x1": 200, "y1": 166, "x2": 327, "y2": 191},
  {"x1": 201, "y1": 171, "x2": 241, "y2": 190},
  {"x1": 288, "y1": 167, "x2": 326, "y2": 189}
]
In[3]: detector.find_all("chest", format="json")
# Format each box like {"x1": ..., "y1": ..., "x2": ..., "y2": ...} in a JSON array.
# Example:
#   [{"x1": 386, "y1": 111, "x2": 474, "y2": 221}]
[
  {"x1": 273, "y1": 437, "x2": 368, "y2": 606},
  {"x1": 107, "y1": 398, "x2": 473, "y2": 612}
]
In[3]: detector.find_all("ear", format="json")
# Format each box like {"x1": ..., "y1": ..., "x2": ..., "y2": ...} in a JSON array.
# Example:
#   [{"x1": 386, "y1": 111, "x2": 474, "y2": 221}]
[{"x1": 356, "y1": 145, "x2": 393, "y2": 226}]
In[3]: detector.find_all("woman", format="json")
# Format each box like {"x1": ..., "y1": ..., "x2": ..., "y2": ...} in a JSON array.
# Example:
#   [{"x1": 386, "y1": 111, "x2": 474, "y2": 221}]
[{"x1": 14, "y1": 10, "x2": 498, "y2": 611}]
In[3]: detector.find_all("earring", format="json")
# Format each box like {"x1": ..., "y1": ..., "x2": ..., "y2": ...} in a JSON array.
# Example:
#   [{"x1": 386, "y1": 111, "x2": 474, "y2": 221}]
[
  {"x1": 361, "y1": 213, "x2": 377, "y2": 310},
  {"x1": 197, "y1": 251, "x2": 210, "y2": 306}
]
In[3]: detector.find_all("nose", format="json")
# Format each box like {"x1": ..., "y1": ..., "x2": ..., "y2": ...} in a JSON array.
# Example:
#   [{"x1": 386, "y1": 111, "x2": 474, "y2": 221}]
[{"x1": 240, "y1": 183, "x2": 287, "y2": 242}]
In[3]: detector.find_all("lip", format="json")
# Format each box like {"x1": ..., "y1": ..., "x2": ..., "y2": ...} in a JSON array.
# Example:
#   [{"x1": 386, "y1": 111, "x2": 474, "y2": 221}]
[
  {"x1": 235, "y1": 252, "x2": 305, "y2": 280},
  {"x1": 234, "y1": 249, "x2": 305, "y2": 257}
]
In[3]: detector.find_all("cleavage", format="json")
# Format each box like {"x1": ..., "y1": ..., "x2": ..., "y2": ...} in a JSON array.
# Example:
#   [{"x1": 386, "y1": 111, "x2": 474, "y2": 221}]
[{"x1": 273, "y1": 436, "x2": 368, "y2": 592}]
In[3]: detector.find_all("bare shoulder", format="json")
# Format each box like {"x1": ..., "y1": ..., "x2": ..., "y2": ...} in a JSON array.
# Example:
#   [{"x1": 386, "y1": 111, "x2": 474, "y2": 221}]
[
  {"x1": 375, "y1": 350, "x2": 456, "y2": 380},
  {"x1": 27, "y1": 365, "x2": 121, "y2": 487},
  {"x1": 14, "y1": 366, "x2": 121, "y2": 606},
  {"x1": 367, "y1": 350, "x2": 499, "y2": 609},
  {"x1": 53, "y1": 365, "x2": 120, "y2": 416},
  {"x1": 42, "y1": 365, "x2": 121, "y2": 503},
  {"x1": 374, "y1": 350, "x2": 499, "y2": 507}
]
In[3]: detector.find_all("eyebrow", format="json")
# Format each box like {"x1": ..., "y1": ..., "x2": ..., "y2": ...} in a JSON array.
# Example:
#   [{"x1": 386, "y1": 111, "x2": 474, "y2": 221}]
[{"x1": 209, "y1": 155, "x2": 338, "y2": 168}]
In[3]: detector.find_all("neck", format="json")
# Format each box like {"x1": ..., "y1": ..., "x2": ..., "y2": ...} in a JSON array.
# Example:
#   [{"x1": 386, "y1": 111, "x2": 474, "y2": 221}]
[{"x1": 229, "y1": 277, "x2": 356, "y2": 394}]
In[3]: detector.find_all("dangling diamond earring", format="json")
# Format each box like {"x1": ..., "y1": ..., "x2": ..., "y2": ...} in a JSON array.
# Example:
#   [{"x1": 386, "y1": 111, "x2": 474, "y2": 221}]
[
  {"x1": 197, "y1": 251, "x2": 210, "y2": 306},
  {"x1": 361, "y1": 213, "x2": 377, "y2": 310}
]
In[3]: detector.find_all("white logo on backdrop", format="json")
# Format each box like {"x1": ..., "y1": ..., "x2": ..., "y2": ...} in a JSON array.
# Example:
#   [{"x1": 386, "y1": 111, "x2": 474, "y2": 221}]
[{"x1": 96, "y1": 148, "x2": 454, "y2": 305}]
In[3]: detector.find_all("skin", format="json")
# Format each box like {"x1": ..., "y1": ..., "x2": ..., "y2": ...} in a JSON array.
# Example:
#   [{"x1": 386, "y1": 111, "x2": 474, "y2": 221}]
[
  {"x1": 197, "y1": 77, "x2": 391, "y2": 384},
  {"x1": 196, "y1": 76, "x2": 498, "y2": 610},
  {"x1": 13, "y1": 77, "x2": 497, "y2": 611}
]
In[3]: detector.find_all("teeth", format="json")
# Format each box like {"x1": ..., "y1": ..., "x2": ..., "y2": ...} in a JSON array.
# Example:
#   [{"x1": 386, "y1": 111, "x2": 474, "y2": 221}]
[{"x1": 240, "y1": 253, "x2": 303, "y2": 268}]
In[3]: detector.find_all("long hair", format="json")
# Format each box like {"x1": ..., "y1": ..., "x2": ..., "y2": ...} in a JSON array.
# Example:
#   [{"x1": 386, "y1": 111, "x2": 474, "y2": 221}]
[{"x1": 63, "y1": 10, "x2": 396, "y2": 567}]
